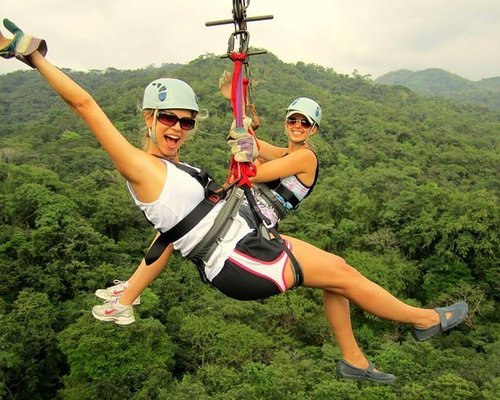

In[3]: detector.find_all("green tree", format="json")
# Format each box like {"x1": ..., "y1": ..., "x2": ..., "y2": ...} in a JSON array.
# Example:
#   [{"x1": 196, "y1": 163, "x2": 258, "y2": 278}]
[{"x1": 58, "y1": 316, "x2": 175, "y2": 400}]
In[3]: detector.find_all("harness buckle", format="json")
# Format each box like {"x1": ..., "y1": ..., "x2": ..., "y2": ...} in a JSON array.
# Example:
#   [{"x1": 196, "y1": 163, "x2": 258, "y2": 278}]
[
  {"x1": 207, "y1": 193, "x2": 221, "y2": 204},
  {"x1": 261, "y1": 217, "x2": 275, "y2": 230}
]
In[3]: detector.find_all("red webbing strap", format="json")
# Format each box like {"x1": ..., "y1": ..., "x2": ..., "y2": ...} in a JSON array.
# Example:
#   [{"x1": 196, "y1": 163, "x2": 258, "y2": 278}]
[
  {"x1": 230, "y1": 52, "x2": 246, "y2": 128},
  {"x1": 243, "y1": 77, "x2": 250, "y2": 113},
  {"x1": 227, "y1": 51, "x2": 256, "y2": 187}
]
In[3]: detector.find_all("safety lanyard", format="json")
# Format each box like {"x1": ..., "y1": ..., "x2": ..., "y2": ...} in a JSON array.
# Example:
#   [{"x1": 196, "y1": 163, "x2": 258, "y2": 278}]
[
  {"x1": 206, "y1": 3, "x2": 303, "y2": 288},
  {"x1": 206, "y1": 0, "x2": 272, "y2": 187}
]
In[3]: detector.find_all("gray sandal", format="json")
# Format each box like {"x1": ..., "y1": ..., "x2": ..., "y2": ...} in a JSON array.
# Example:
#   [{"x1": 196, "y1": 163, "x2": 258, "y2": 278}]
[
  {"x1": 337, "y1": 359, "x2": 397, "y2": 384},
  {"x1": 411, "y1": 301, "x2": 468, "y2": 341}
]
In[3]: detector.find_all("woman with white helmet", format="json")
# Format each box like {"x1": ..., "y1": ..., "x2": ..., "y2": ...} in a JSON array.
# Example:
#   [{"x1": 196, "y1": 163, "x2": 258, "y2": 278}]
[
  {"x1": 0, "y1": 20, "x2": 468, "y2": 385},
  {"x1": 140, "y1": 77, "x2": 200, "y2": 158},
  {"x1": 91, "y1": 77, "x2": 206, "y2": 315},
  {"x1": 247, "y1": 97, "x2": 400, "y2": 383},
  {"x1": 249, "y1": 97, "x2": 322, "y2": 226}
]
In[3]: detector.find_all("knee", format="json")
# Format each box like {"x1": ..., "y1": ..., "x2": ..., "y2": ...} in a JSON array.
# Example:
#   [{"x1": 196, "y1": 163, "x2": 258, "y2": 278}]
[
  {"x1": 333, "y1": 256, "x2": 363, "y2": 280},
  {"x1": 300, "y1": 252, "x2": 364, "y2": 289}
]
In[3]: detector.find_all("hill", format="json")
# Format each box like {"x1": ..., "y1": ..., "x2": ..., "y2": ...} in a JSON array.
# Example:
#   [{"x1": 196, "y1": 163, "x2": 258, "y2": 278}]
[
  {"x1": 0, "y1": 52, "x2": 499, "y2": 400},
  {"x1": 375, "y1": 68, "x2": 500, "y2": 110}
]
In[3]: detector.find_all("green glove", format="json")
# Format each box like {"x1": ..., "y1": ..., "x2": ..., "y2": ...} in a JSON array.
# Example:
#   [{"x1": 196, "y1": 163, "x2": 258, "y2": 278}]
[
  {"x1": 227, "y1": 127, "x2": 259, "y2": 163},
  {"x1": 0, "y1": 18, "x2": 47, "y2": 67}
]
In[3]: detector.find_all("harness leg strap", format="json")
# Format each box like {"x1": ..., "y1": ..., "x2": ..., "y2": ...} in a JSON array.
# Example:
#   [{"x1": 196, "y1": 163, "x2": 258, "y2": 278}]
[
  {"x1": 243, "y1": 186, "x2": 304, "y2": 289},
  {"x1": 269, "y1": 226, "x2": 304, "y2": 289}
]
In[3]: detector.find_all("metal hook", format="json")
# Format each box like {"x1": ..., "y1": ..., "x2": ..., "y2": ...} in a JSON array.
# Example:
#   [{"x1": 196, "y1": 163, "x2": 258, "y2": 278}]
[{"x1": 206, "y1": 0, "x2": 273, "y2": 56}]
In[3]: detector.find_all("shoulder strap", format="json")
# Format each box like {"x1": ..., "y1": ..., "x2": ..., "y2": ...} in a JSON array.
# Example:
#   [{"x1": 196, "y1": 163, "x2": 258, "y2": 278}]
[
  {"x1": 172, "y1": 161, "x2": 223, "y2": 200},
  {"x1": 144, "y1": 198, "x2": 219, "y2": 265},
  {"x1": 144, "y1": 160, "x2": 224, "y2": 266},
  {"x1": 302, "y1": 150, "x2": 319, "y2": 200}
]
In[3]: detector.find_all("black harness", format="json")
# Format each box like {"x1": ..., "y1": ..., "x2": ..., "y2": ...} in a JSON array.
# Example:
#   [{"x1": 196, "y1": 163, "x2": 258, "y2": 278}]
[
  {"x1": 255, "y1": 151, "x2": 319, "y2": 220},
  {"x1": 143, "y1": 159, "x2": 304, "y2": 289},
  {"x1": 242, "y1": 186, "x2": 303, "y2": 288},
  {"x1": 144, "y1": 161, "x2": 225, "y2": 266}
]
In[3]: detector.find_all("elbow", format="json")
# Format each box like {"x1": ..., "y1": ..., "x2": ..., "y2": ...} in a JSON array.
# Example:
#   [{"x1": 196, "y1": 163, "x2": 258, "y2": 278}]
[{"x1": 68, "y1": 92, "x2": 96, "y2": 116}]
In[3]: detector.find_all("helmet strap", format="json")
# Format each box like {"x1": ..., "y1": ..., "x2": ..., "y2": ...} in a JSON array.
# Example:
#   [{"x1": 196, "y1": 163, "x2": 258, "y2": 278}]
[
  {"x1": 302, "y1": 123, "x2": 319, "y2": 144},
  {"x1": 299, "y1": 135, "x2": 310, "y2": 145}
]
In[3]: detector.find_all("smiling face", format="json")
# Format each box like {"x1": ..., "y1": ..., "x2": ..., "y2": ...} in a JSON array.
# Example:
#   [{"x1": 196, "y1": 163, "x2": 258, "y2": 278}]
[
  {"x1": 284, "y1": 112, "x2": 318, "y2": 145},
  {"x1": 145, "y1": 109, "x2": 195, "y2": 161}
]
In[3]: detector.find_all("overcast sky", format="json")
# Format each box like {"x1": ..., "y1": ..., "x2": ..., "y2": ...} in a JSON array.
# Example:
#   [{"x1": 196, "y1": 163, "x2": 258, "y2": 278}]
[{"x1": 1, "y1": 0, "x2": 499, "y2": 80}]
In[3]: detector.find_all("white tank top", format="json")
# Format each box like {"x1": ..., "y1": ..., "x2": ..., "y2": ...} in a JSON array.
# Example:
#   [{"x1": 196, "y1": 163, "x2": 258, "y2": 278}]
[{"x1": 127, "y1": 160, "x2": 252, "y2": 280}]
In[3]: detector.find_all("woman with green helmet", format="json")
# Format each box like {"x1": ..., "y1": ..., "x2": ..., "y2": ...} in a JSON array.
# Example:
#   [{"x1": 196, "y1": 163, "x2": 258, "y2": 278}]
[{"x1": 141, "y1": 78, "x2": 199, "y2": 155}]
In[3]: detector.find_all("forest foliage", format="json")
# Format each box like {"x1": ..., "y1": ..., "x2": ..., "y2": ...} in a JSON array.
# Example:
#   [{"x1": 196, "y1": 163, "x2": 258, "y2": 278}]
[{"x1": 0, "y1": 51, "x2": 499, "y2": 399}]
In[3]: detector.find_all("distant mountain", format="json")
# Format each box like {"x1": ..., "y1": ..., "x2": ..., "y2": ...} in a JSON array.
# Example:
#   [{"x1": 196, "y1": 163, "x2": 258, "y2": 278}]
[
  {"x1": 375, "y1": 68, "x2": 500, "y2": 110},
  {"x1": 476, "y1": 76, "x2": 500, "y2": 91}
]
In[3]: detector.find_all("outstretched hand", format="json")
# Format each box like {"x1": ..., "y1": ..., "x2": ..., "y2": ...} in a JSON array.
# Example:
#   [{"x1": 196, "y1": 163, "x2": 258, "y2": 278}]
[{"x1": 0, "y1": 18, "x2": 47, "y2": 67}]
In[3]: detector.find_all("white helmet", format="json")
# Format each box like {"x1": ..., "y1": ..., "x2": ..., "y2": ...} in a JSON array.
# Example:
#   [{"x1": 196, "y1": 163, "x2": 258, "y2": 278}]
[
  {"x1": 286, "y1": 97, "x2": 322, "y2": 127},
  {"x1": 142, "y1": 78, "x2": 199, "y2": 112}
]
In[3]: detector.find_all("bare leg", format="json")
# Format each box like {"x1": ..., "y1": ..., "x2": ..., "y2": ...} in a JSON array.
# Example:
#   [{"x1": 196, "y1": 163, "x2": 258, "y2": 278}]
[
  {"x1": 284, "y1": 235, "x2": 439, "y2": 328},
  {"x1": 119, "y1": 243, "x2": 174, "y2": 305},
  {"x1": 323, "y1": 291, "x2": 369, "y2": 368}
]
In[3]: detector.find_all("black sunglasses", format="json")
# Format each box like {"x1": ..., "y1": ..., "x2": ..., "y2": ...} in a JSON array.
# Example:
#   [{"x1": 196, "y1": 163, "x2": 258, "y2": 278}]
[
  {"x1": 286, "y1": 116, "x2": 313, "y2": 129},
  {"x1": 157, "y1": 112, "x2": 196, "y2": 131}
]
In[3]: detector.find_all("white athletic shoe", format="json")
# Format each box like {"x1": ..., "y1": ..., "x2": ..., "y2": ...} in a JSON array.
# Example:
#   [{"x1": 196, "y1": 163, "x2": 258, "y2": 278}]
[
  {"x1": 94, "y1": 280, "x2": 140, "y2": 305},
  {"x1": 92, "y1": 298, "x2": 135, "y2": 325}
]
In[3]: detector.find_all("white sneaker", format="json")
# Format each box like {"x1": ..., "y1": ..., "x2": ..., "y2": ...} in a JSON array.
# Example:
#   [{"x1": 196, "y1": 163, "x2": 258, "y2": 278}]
[
  {"x1": 95, "y1": 280, "x2": 140, "y2": 305},
  {"x1": 92, "y1": 298, "x2": 135, "y2": 325}
]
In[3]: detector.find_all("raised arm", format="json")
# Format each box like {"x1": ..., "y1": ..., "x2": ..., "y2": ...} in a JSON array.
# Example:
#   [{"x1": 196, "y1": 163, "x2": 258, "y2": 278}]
[
  {"x1": 251, "y1": 147, "x2": 317, "y2": 186},
  {"x1": 255, "y1": 138, "x2": 287, "y2": 161},
  {"x1": 0, "y1": 20, "x2": 156, "y2": 187},
  {"x1": 31, "y1": 52, "x2": 150, "y2": 177}
]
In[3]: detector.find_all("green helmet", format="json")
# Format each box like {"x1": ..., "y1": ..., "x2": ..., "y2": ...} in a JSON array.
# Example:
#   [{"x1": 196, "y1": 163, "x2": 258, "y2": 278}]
[
  {"x1": 286, "y1": 97, "x2": 322, "y2": 127},
  {"x1": 142, "y1": 78, "x2": 199, "y2": 112}
]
